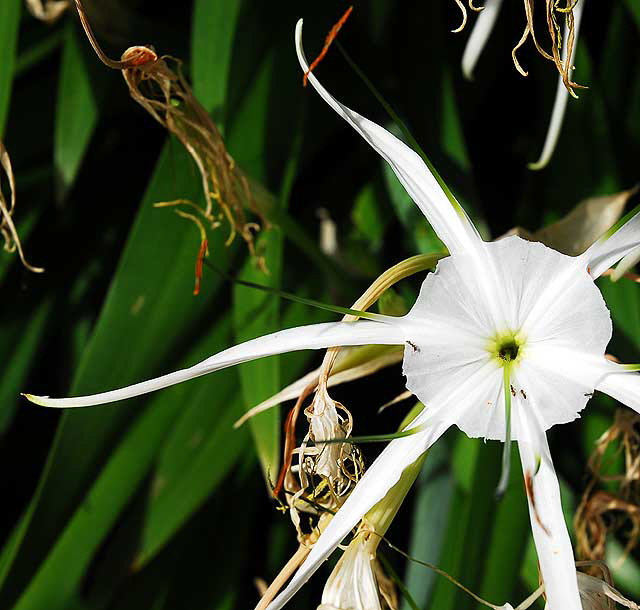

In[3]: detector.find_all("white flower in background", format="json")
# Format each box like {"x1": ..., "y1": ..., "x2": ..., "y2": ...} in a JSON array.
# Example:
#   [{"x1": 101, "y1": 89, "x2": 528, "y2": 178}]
[
  {"x1": 461, "y1": 0, "x2": 585, "y2": 169},
  {"x1": 24, "y1": 17, "x2": 640, "y2": 610}
]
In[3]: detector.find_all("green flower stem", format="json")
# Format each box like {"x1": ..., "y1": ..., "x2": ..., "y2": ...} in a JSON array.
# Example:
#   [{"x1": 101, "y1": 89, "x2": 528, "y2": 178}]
[{"x1": 496, "y1": 363, "x2": 513, "y2": 499}]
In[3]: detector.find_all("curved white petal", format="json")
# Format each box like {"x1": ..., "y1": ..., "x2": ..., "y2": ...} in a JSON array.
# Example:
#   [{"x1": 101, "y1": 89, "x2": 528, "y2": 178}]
[
  {"x1": 515, "y1": 350, "x2": 612, "y2": 430},
  {"x1": 461, "y1": 0, "x2": 504, "y2": 80},
  {"x1": 585, "y1": 208, "x2": 640, "y2": 278},
  {"x1": 318, "y1": 536, "x2": 381, "y2": 610},
  {"x1": 263, "y1": 416, "x2": 451, "y2": 610},
  {"x1": 516, "y1": 398, "x2": 581, "y2": 610},
  {"x1": 529, "y1": 1, "x2": 585, "y2": 170},
  {"x1": 612, "y1": 245, "x2": 640, "y2": 281},
  {"x1": 596, "y1": 367, "x2": 640, "y2": 414},
  {"x1": 295, "y1": 19, "x2": 481, "y2": 257},
  {"x1": 24, "y1": 320, "x2": 404, "y2": 408}
]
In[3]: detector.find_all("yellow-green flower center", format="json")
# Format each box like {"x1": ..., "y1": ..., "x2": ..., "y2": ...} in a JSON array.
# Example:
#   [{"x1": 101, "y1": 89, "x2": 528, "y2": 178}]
[{"x1": 488, "y1": 331, "x2": 526, "y2": 367}]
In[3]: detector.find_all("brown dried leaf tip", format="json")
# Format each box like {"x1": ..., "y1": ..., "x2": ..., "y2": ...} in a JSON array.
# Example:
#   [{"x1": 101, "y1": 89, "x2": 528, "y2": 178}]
[
  {"x1": 74, "y1": 0, "x2": 267, "y2": 293},
  {"x1": 0, "y1": 141, "x2": 44, "y2": 273},
  {"x1": 575, "y1": 409, "x2": 640, "y2": 565},
  {"x1": 513, "y1": 0, "x2": 586, "y2": 97},
  {"x1": 25, "y1": 0, "x2": 70, "y2": 24}
]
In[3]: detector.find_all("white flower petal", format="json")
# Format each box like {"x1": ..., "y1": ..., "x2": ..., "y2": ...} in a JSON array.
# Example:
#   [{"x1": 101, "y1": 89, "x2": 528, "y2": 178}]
[
  {"x1": 516, "y1": 401, "x2": 581, "y2": 610},
  {"x1": 515, "y1": 351, "x2": 611, "y2": 430},
  {"x1": 461, "y1": 0, "x2": 504, "y2": 80},
  {"x1": 264, "y1": 417, "x2": 450, "y2": 610},
  {"x1": 596, "y1": 367, "x2": 640, "y2": 415},
  {"x1": 318, "y1": 536, "x2": 381, "y2": 610},
  {"x1": 528, "y1": 0, "x2": 585, "y2": 170},
  {"x1": 585, "y1": 209, "x2": 640, "y2": 278},
  {"x1": 612, "y1": 246, "x2": 640, "y2": 281},
  {"x1": 24, "y1": 320, "x2": 404, "y2": 408},
  {"x1": 295, "y1": 19, "x2": 481, "y2": 257}
]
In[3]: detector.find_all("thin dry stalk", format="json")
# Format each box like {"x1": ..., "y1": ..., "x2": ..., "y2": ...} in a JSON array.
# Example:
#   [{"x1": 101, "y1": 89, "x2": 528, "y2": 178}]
[{"x1": 0, "y1": 141, "x2": 44, "y2": 273}]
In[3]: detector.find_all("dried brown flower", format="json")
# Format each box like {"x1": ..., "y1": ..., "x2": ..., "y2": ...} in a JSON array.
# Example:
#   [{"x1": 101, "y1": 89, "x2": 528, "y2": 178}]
[
  {"x1": 575, "y1": 410, "x2": 640, "y2": 563},
  {"x1": 73, "y1": 0, "x2": 266, "y2": 293}
]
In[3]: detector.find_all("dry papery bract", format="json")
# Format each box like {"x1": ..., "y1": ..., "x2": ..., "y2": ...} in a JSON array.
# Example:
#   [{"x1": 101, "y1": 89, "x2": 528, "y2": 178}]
[
  {"x1": 503, "y1": 187, "x2": 638, "y2": 256},
  {"x1": 575, "y1": 409, "x2": 640, "y2": 565},
  {"x1": 25, "y1": 0, "x2": 70, "y2": 23},
  {"x1": 456, "y1": 0, "x2": 585, "y2": 95},
  {"x1": 0, "y1": 141, "x2": 43, "y2": 273},
  {"x1": 73, "y1": 0, "x2": 266, "y2": 291}
]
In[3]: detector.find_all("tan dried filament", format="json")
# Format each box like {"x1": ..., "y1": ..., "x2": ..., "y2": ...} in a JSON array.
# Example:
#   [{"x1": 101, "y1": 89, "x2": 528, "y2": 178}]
[
  {"x1": 512, "y1": 0, "x2": 585, "y2": 96},
  {"x1": 73, "y1": 0, "x2": 266, "y2": 284},
  {"x1": 0, "y1": 141, "x2": 44, "y2": 273}
]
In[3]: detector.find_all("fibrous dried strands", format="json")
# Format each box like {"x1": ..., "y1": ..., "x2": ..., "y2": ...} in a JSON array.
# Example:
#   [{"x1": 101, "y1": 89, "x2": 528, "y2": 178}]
[
  {"x1": 25, "y1": 0, "x2": 70, "y2": 23},
  {"x1": 575, "y1": 410, "x2": 640, "y2": 563},
  {"x1": 0, "y1": 141, "x2": 44, "y2": 273},
  {"x1": 452, "y1": 0, "x2": 485, "y2": 34},
  {"x1": 513, "y1": 0, "x2": 585, "y2": 96},
  {"x1": 74, "y1": 0, "x2": 265, "y2": 293}
]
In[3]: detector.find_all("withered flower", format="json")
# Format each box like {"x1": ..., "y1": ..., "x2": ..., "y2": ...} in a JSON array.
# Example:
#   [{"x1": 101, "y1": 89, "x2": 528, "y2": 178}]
[
  {"x1": 576, "y1": 410, "x2": 640, "y2": 563},
  {"x1": 73, "y1": 0, "x2": 265, "y2": 292}
]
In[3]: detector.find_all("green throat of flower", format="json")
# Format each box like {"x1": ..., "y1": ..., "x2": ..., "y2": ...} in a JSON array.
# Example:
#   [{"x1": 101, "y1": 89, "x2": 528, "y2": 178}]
[
  {"x1": 488, "y1": 331, "x2": 526, "y2": 368},
  {"x1": 488, "y1": 331, "x2": 526, "y2": 499}
]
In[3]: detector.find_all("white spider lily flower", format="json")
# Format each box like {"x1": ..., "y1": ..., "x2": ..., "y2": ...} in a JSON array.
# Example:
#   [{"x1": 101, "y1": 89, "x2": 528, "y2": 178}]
[
  {"x1": 24, "y1": 18, "x2": 640, "y2": 610},
  {"x1": 461, "y1": 0, "x2": 585, "y2": 170}
]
